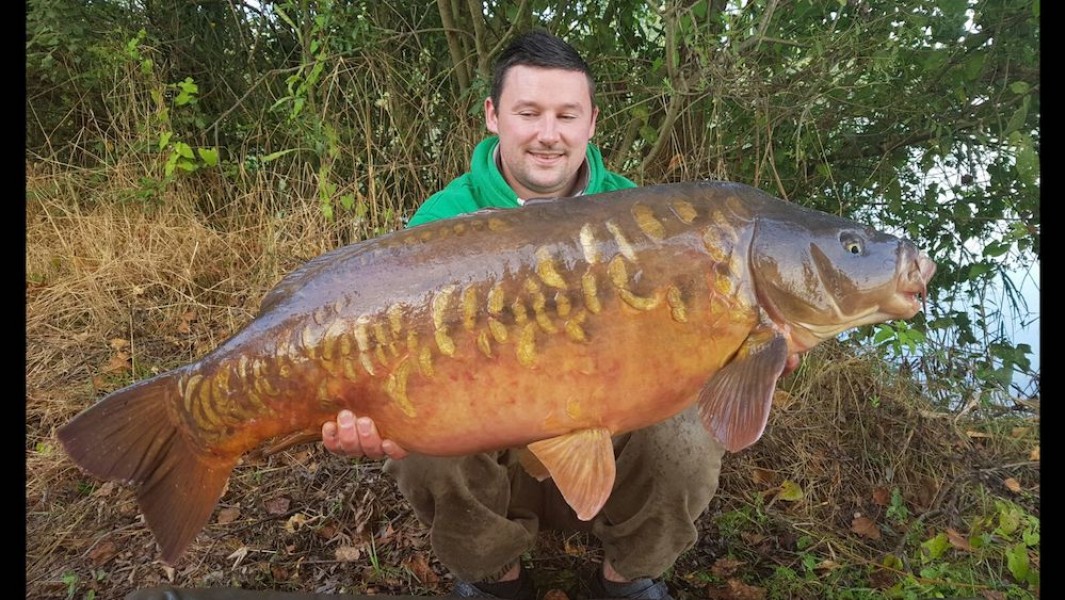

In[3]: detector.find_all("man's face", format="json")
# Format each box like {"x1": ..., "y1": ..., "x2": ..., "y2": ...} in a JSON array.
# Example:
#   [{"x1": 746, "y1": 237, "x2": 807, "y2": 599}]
[{"x1": 485, "y1": 65, "x2": 598, "y2": 200}]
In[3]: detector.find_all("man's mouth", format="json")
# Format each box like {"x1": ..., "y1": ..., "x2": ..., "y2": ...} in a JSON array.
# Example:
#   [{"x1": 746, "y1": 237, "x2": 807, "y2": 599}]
[{"x1": 529, "y1": 151, "x2": 564, "y2": 163}]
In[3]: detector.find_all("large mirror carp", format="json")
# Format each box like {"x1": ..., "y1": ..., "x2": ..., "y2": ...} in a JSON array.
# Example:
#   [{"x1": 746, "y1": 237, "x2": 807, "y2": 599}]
[{"x1": 58, "y1": 180, "x2": 936, "y2": 564}]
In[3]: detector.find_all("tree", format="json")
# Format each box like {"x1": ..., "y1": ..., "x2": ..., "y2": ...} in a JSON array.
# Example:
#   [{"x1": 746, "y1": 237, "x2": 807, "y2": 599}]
[{"x1": 25, "y1": 0, "x2": 1039, "y2": 407}]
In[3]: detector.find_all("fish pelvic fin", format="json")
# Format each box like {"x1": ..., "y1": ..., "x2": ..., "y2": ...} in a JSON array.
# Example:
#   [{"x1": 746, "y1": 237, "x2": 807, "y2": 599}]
[
  {"x1": 527, "y1": 428, "x2": 615, "y2": 521},
  {"x1": 515, "y1": 447, "x2": 552, "y2": 481},
  {"x1": 56, "y1": 372, "x2": 236, "y2": 565},
  {"x1": 697, "y1": 329, "x2": 789, "y2": 453}
]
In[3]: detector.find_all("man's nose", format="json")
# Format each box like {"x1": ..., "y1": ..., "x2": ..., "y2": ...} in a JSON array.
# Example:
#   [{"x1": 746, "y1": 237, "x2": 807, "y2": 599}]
[{"x1": 537, "y1": 117, "x2": 560, "y2": 143}]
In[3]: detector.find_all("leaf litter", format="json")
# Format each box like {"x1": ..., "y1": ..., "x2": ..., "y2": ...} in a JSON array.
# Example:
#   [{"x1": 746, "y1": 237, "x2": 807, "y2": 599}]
[{"x1": 26, "y1": 190, "x2": 1040, "y2": 600}]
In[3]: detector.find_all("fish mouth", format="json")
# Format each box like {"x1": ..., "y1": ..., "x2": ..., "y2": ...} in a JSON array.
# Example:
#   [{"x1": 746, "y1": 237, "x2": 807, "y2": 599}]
[{"x1": 894, "y1": 245, "x2": 936, "y2": 317}]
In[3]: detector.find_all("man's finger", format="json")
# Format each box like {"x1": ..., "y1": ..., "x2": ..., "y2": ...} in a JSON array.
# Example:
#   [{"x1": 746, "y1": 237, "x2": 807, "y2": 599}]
[{"x1": 356, "y1": 417, "x2": 386, "y2": 459}]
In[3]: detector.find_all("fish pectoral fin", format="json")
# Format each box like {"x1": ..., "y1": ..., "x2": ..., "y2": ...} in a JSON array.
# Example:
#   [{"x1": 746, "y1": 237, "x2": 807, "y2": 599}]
[
  {"x1": 259, "y1": 429, "x2": 322, "y2": 457},
  {"x1": 697, "y1": 330, "x2": 789, "y2": 453},
  {"x1": 515, "y1": 447, "x2": 552, "y2": 481},
  {"x1": 526, "y1": 428, "x2": 615, "y2": 521}
]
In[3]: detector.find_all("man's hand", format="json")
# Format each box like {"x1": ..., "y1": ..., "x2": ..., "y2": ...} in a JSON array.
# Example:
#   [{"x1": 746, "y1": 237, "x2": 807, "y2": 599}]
[{"x1": 322, "y1": 410, "x2": 409, "y2": 460}]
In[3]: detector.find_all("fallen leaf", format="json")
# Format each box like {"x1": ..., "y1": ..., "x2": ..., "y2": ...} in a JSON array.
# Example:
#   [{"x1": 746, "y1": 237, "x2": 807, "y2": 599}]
[
  {"x1": 271, "y1": 566, "x2": 290, "y2": 582},
  {"x1": 916, "y1": 477, "x2": 938, "y2": 510},
  {"x1": 227, "y1": 546, "x2": 249, "y2": 568},
  {"x1": 403, "y1": 553, "x2": 439, "y2": 583},
  {"x1": 777, "y1": 480, "x2": 804, "y2": 502},
  {"x1": 851, "y1": 515, "x2": 881, "y2": 539},
  {"x1": 1030, "y1": 445, "x2": 1040, "y2": 461},
  {"x1": 102, "y1": 352, "x2": 131, "y2": 374},
  {"x1": 89, "y1": 539, "x2": 118, "y2": 567},
  {"x1": 1004, "y1": 478, "x2": 1022, "y2": 493},
  {"x1": 335, "y1": 546, "x2": 361, "y2": 562},
  {"x1": 750, "y1": 468, "x2": 776, "y2": 486},
  {"x1": 92, "y1": 481, "x2": 116, "y2": 498},
  {"x1": 376, "y1": 522, "x2": 396, "y2": 544},
  {"x1": 868, "y1": 567, "x2": 898, "y2": 589},
  {"x1": 872, "y1": 487, "x2": 890, "y2": 506},
  {"x1": 563, "y1": 535, "x2": 588, "y2": 556},
  {"x1": 946, "y1": 528, "x2": 972, "y2": 551},
  {"x1": 316, "y1": 520, "x2": 339, "y2": 539},
  {"x1": 711, "y1": 557, "x2": 745, "y2": 577},
  {"x1": 740, "y1": 532, "x2": 766, "y2": 545},
  {"x1": 109, "y1": 338, "x2": 130, "y2": 351},
  {"x1": 772, "y1": 390, "x2": 796, "y2": 409},
  {"x1": 265, "y1": 496, "x2": 291, "y2": 515},
  {"x1": 965, "y1": 430, "x2": 991, "y2": 438},
  {"x1": 161, "y1": 565, "x2": 175, "y2": 582},
  {"x1": 216, "y1": 506, "x2": 241, "y2": 525},
  {"x1": 1011, "y1": 427, "x2": 1030, "y2": 438},
  {"x1": 725, "y1": 578, "x2": 766, "y2": 600},
  {"x1": 816, "y1": 559, "x2": 840, "y2": 570},
  {"x1": 285, "y1": 513, "x2": 309, "y2": 533}
]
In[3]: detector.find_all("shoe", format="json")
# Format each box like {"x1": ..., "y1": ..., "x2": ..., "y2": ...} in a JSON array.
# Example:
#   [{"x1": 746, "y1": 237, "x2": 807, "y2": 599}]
[
  {"x1": 585, "y1": 567, "x2": 673, "y2": 600},
  {"x1": 449, "y1": 567, "x2": 536, "y2": 600}
]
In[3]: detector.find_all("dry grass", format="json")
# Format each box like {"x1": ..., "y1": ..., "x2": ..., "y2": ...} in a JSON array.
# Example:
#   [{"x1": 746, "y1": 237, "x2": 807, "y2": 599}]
[{"x1": 25, "y1": 163, "x2": 1039, "y2": 600}]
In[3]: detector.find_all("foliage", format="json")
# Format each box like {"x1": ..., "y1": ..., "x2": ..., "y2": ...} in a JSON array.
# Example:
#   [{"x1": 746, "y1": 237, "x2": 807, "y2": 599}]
[{"x1": 25, "y1": 0, "x2": 1039, "y2": 407}]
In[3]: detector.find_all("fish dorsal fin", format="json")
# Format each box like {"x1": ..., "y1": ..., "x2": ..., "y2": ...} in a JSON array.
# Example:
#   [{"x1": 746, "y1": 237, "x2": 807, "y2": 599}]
[
  {"x1": 522, "y1": 195, "x2": 563, "y2": 206},
  {"x1": 466, "y1": 206, "x2": 510, "y2": 217},
  {"x1": 697, "y1": 329, "x2": 788, "y2": 453},
  {"x1": 526, "y1": 428, "x2": 615, "y2": 520}
]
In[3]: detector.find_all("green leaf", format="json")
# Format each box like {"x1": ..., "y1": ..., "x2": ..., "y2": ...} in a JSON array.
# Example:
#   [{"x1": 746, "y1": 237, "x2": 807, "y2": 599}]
[
  {"x1": 291, "y1": 97, "x2": 305, "y2": 119},
  {"x1": 1005, "y1": 542, "x2": 1029, "y2": 581},
  {"x1": 873, "y1": 325, "x2": 894, "y2": 343},
  {"x1": 961, "y1": 53, "x2": 985, "y2": 81},
  {"x1": 983, "y1": 240, "x2": 1010, "y2": 258},
  {"x1": 968, "y1": 263, "x2": 991, "y2": 279},
  {"x1": 164, "y1": 152, "x2": 179, "y2": 177},
  {"x1": 1005, "y1": 96, "x2": 1030, "y2": 135},
  {"x1": 996, "y1": 503, "x2": 1021, "y2": 536},
  {"x1": 1010, "y1": 132, "x2": 1040, "y2": 185},
  {"x1": 920, "y1": 532, "x2": 949, "y2": 561},
  {"x1": 174, "y1": 142, "x2": 194, "y2": 159},
  {"x1": 1023, "y1": 528, "x2": 1039, "y2": 547},
  {"x1": 197, "y1": 147, "x2": 219, "y2": 167},
  {"x1": 158, "y1": 131, "x2": 172, "y2": 151},
  {"x1": 1009, "y1": 81, "x2": 1031, "y2": 95},
  {"x1": 778, "y1": 480, "x2": 804, "y2": 501},
  {"x1": 881, "y1": 554, "x2": 903, "y2": 570},
  {"x1": 261, "y1": 148, "x2": 299, "y2": 163}
]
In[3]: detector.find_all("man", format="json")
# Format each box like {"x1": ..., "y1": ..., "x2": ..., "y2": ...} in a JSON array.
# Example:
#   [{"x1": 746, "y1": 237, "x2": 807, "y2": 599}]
[{"x1": 322, "y1": 30, "x2": 726, "y2": 600}]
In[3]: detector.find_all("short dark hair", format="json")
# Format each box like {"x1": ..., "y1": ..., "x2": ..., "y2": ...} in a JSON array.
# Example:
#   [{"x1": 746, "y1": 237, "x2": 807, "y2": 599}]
[{"x1": 490, "y1": 30, "x2": 596, "y2": 111}]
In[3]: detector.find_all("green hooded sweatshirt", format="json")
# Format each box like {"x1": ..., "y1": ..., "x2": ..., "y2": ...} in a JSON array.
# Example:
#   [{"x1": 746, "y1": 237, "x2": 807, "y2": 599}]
[{"x1": 407, "y1": 136, "x2": 637, "y2": 228}]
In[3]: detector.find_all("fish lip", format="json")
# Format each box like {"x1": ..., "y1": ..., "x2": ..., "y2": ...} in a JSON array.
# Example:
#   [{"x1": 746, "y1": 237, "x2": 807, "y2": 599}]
[{"x1": 895, "y1": 247, "x2": 936, "y2": 315}]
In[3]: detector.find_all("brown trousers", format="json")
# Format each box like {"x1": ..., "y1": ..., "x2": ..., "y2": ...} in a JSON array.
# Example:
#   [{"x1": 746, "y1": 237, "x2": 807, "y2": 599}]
[{"x1": 383, "y1": 405, "x2": 726, "y2": 582}]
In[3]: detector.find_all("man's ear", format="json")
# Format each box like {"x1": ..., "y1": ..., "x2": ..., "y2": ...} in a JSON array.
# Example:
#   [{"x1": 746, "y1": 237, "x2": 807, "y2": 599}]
[{"x1": 485, "y1": 97, "x2": 499, "y2": 134}]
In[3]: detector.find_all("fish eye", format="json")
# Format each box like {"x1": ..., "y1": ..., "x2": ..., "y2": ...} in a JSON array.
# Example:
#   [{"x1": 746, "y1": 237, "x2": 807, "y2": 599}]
[{"x1": 840, "y1": 232, "x2": 864, "y2": 255}]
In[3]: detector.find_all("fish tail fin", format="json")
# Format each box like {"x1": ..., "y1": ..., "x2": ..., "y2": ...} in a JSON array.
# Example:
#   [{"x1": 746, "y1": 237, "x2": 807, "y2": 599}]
[{"x1": 57, "y1": 372, "x2": 236, "y2": 564}]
